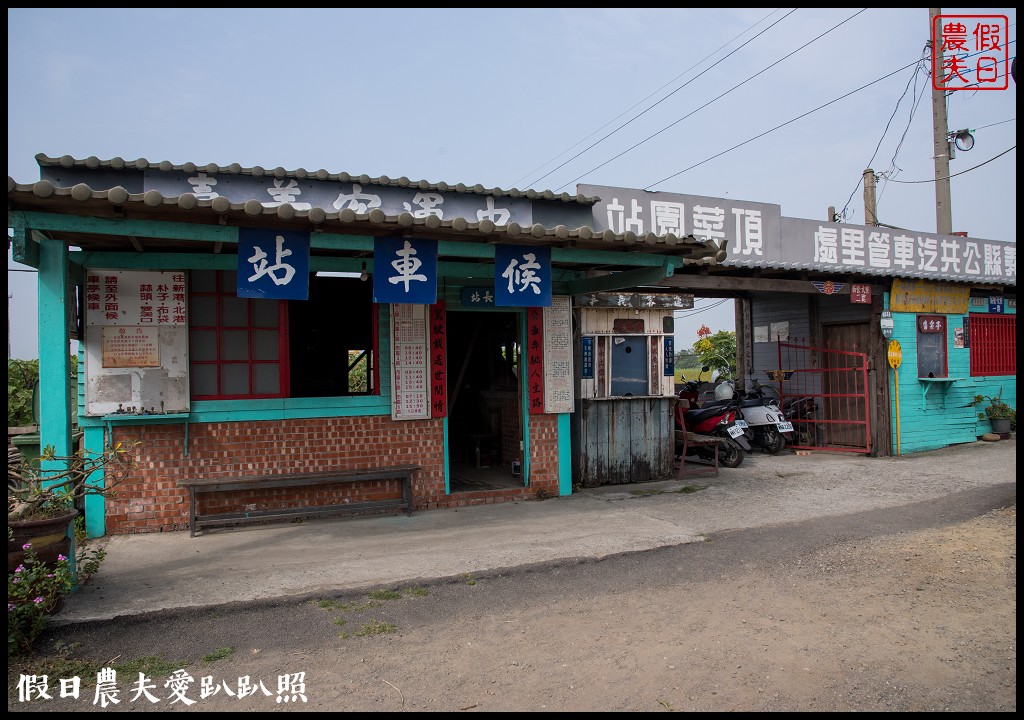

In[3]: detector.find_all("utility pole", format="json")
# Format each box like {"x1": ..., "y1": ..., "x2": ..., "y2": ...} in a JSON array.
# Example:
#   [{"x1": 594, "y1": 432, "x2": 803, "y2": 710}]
[
  {"x1": 930, "y1": 7, "x2": 953, "y2": 235},
  {"x1": 862, "y1": 169, "x2": 878, "y2": 226}
]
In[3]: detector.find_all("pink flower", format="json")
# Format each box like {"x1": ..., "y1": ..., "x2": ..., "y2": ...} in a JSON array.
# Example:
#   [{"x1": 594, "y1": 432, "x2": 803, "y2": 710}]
[
  {"x1": 22, "y1": 542, "x2": 32, "y2": 550},
  {"x1": 14, "y1": 565, "x2": 24, "y2": 573},
  {"x1": 33, "y1": 596, "x2": 45, "y2": 604},
  {"x1": 57, "y1": 554, "x2": 67, "y2": 562}
]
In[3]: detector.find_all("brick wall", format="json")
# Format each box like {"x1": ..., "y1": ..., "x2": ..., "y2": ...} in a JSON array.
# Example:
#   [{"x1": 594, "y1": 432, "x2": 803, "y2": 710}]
[{"x1": 106, "y1": 411, "x2": 563, "y2": 534}]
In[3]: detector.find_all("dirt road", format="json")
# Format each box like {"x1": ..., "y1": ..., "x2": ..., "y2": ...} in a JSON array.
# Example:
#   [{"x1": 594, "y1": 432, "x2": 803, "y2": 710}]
[{"x1": 9, "y1": 491, "x2": 1016, "y2": 712}]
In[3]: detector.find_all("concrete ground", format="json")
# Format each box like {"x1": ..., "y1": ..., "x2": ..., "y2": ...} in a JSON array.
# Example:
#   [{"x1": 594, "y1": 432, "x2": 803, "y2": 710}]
[{"x1": 54, "y1": 437, "x2": 1016, "y2": 626}]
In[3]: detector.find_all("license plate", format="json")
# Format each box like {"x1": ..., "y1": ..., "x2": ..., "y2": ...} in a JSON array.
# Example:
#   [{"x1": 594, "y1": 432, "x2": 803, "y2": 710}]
[
  {"x1": 733, "y1": 419, "x2": 748, "y2": 429},
  {"x1": 727, "y1": 425, "x2": 745, "y2": 438},
  {"x1": 777, "y1": 421, "x2": 794, "y2": 432}
]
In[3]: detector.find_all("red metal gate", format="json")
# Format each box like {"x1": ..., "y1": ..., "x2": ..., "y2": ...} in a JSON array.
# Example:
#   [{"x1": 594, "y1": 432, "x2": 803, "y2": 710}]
[{"x1": 776, "y1": 338, "x2": 871, "y2": 454}]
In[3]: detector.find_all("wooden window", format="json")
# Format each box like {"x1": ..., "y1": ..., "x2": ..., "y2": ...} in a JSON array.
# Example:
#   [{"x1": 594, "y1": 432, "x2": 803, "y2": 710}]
[
  {"x1": 969, "y1": 314, "x2": 1016, "y2": 376},
  {"x1": 915, "y1": 315, "x2": 947, "y2": 379},
  {"x1": 189, "y1": 270, "x2": 377, "y2": 400}
]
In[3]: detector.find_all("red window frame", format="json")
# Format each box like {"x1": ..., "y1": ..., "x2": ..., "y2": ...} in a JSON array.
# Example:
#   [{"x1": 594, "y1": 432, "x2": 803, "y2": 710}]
[
  {"x1": 969, "y1": 313, "x2": 1016, "y2": 376},
  {"x1": 189, "y1": 272, "x2": 289, "y2": 400}
]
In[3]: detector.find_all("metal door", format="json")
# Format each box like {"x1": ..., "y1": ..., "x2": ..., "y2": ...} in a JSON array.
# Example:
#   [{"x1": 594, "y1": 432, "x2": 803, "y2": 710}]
[{"x1": 610, "y1": 336, "x2": 648, "y2": 396}]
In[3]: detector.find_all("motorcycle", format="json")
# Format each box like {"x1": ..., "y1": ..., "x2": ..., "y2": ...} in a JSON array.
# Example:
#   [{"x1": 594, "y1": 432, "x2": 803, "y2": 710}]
[
  {"x1": 780, "y1": 395, "x2": 821, "y2": 447},
  {"x1": 675, "y1": 369, "x2": 750, "y2": 468},
  {"x1": 737, "y1": 379, "x2": 793, "y2": 454}
]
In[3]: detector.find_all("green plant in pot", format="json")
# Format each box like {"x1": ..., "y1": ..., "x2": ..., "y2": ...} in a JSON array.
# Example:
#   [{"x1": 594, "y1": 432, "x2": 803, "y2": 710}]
[
  {"x1": 7, "y1": 440, "x2": 138, "y2": 655},
  {"x1": 974, "y1": 391, "x2": 1015, "y2": 433}
]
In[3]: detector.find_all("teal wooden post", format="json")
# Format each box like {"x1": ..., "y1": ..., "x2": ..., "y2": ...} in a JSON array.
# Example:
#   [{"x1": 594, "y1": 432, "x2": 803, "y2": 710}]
[
  {"x1": 37, "y1": 235, "x2": 74, "y2": 468},
  {"x1": 557, "y1": 413, "x2": 572, "y2": 496},
  {"x1": 82, "y1": 425, "x2": 107, "y2": 537},
  {"x1": 37, "y1": 235, "x2": 77, "y2": 568}
]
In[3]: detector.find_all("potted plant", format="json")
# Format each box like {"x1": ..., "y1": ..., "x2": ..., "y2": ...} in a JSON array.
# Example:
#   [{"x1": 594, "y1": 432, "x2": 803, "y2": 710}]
[
  {"x1": 7, "y1": 439, "x2": 138, "y2": 655},
  {"x1": 973, "y1": 391, "x2": 1015, "y2": 436}
]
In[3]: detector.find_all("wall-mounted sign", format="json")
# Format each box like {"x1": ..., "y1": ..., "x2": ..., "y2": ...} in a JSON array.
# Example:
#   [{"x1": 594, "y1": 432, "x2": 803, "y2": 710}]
[
  {"x1": 543, "y1": 297, "x2": 574, "y2": 414},
  {"x1": 460, "y1": 287, "x2": 495, "y2": 307},
  {"x1": 880, "y1": 310, "x2": 894, "y2": 339},
  {"x1": 374, "y1": 237, "x2": 438, "y2": 305},
  {"x1": 612, "y1": 318, "x2": 644, "y2": 334},
  {"x1": 989, "y1": 295, "x2": 1005, "y2": 314},
  {"x1": 917, "y1": 315, "x2": 945, "y2": 333},
  {"x1": 495, "y1": 245, "x2": 552, "y2": 307},
  {"x1": 770, "y1": 321, "x2": 789, "y2": 341},
  {"x1": 101, "y1": 327, "x2": 160, "y2": 368},
  {"x1": 890, "y1": 278, "x2": 970, "y2": 314},
  {"x1": 581, "y1": 337, "x2": 594, "y2": 379},
  {"x1": 663, "y1": 336, "x2": 674, "y2": 377},
  {"x1": 429, "y1": 302, "x2": 447, "y2": 418},
  {"x1": 961, "y1": 316, "x2": 970, "y2": 347},
  {"x1": 811, "y1": 281, "x2": 845, "y2": 295},
  {"x1": 85, "y1": 270, "x2": 187, "y2": 326},
  {"x1": 574, "y1": 292, "x2": 693, "y2": 309},
  {"x1": 850, "y1": 283, "x2": 872, "y2": 304},
  {"x1": 526, "y1": 307, "x2": 545, "y2": 413},
  {"x1": 237, "y1": 229, "x2": 310, "y2": 300},
  {"x1": 390, "y1": 303, "x2": 430, "y2": 420}
]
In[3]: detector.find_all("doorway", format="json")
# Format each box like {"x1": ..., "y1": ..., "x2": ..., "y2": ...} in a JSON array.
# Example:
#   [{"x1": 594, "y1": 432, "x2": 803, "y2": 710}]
[{"x1": 446, "y1": 310, "x2": 525, "y2": 492}]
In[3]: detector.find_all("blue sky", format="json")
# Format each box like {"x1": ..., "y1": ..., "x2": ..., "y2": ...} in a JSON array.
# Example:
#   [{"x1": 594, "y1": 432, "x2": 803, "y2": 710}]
[{"x1": 7, "y1": 8, "x2": 1017, "y2": 361}]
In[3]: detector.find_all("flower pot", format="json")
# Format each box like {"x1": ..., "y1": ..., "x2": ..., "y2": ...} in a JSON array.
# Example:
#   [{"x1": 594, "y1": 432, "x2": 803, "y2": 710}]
[
  {"x1": 990, "y1": 417, "x2": 1011, "y2": 437},
  {"x1": 8, "y1": 509, "x2": 78, "y2": 572}
]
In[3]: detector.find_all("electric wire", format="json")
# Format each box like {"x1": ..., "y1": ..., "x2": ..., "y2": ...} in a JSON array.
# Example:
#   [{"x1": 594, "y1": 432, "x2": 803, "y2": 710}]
[
  {"x1": 881, "y1": 144, "x2": 1015, "y2": 183},
  {"x1": 507, "y1": 8, "x2": 786, "y2": 190},
  {"x1": 838, "y1": 45, "x2": 928, "y2": 222},
  {"x1": 875, "y1": 51, "x2": 932, "y2": 211},
  {"x1": 522, "y1": 9, "x2": 800, "y2": 190},
  {"x1": 556, "y1": 9, "x2": 868, "y2": 194},
  {"x1": 641, "y1": 56, "x2": 923, "y2": 190}
]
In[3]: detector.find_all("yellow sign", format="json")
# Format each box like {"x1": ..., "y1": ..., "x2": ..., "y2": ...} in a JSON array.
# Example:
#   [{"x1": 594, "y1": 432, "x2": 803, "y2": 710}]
[
  {"x1": 887, "y1": 339, "x2": 903, "y2": 369},
  {"x1": 890, "y1": 278, "x2": 970, "y2": 314}
]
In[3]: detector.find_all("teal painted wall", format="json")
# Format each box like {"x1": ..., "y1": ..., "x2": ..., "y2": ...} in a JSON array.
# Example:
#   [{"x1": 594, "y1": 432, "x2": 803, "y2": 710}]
[{"x1": 887, "y1": 293, "x2": 1016, "y2": 454}]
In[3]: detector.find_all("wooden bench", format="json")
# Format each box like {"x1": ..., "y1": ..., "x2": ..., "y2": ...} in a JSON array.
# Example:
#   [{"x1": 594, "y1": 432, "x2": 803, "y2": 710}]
[
  {"x1": 178, "y1": 465, "x2": 420, "y2": 537},
  {"x1": 674, "y1": 399, "x2": 720, "y2": 479}
]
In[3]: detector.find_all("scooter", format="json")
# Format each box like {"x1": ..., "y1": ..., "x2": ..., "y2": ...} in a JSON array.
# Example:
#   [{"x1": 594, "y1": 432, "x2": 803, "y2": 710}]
[
  {"x1": 781, "y1": 395, "x2": 821, "y2": 447},
  {"x1": 737, "y1": 379, "x2": 793, "y2": 454},
  {"x1": 676, "y1": 372, "x2": 750, "y2": 468}
]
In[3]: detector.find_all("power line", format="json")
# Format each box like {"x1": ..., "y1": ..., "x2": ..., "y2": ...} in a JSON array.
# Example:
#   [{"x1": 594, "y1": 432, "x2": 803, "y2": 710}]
[
  {"x1": 559, "y1": 9, "x2": 869, "y2": 194},
  {"x1": 875, "y1": 50, "x2": 932, "y2": 211},
  {"x1": 838, "y1": 44, "x2": 928, "y2": 222},
  {"x1": 882, "y1": 145, "x2": 1015, "y2": 183},
  {"x1": 972, "y1": 118, "x2": 1016, "y2": 132},
  {"x1": 507, "y1": 8, "x2": 787, "y2": 189},
  {"x1": 642, "y1": 56, "x2": 923, "y2": 190},
  {"x1": 523, "y1": 9, "x2": 800, "y2": 190}
]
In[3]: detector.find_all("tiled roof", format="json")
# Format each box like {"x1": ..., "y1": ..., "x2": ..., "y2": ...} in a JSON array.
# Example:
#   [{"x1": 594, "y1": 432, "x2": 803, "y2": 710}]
[
  {"x1": 6, "y1": 178, "x2": 726, "y2": 262},
  {"x1": 34, "y1": 154, "x2": 599, "y2": 205}
]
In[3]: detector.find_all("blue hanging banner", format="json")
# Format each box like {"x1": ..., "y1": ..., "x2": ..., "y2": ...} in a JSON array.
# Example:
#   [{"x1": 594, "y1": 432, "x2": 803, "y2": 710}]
[
  {"x1": 664, "y1": 336, "x2": 675, "y2": 377},
  {"x1": 373, "y1": 237, "x2": 438, "y2": 305},
  {"x1": 237, "y1": 229, "x2": 310, "y2": 300},
  {"x1": 494, "y1": 244, "x2": 552, "y2": 307}
]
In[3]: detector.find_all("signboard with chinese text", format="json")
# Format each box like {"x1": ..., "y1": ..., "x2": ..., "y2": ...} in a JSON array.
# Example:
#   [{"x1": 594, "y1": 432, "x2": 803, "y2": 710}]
[
  {"x1": 101, "y1": 327, "x2": 160, "y2": 368},
  {"x1": 390, "y1": 304, "x2": 430, "y2": 420},
  {"x1": 526, "y1": 307, "x2": 545, "y2": 414},
  {"x1": 460, "y1": 287, "x2": 495, "y2": 307},
  {"x1": 850, "y1": 283, "x2": 872, "y2": 304},
  {"x1": 374, "y1": 237, "x2": 438, "y2": 305},
  {"x1": 542, "y1": 296, "x2": 574, "y2": 414},
  {"x1": 83, "y1": 269, "x2": 190, "y2": 416},
  {"x1": 578, "y1": 184, "x2": 782, "y2": 254},
  {"x1": 574, "y1": 292, "x2": 694, "y2": 309},
  {"x1": 887, "y1": 339, "x2": 903, "y2": 369},
  {"x1": 581, "y1": 337, "x2": 594, "y2": 379},
  {"x1": 918, "y1": 315, "x2": 945, "y2": 333},
  {"x1": 890, "y1": 279, "x2": 970, "y2": 314},
  {"x1": 663, "y1": 336, "x2": 674, "y2": 377},
  {"x1": 429, "y1": 302, "x2": 447, "y2": 418},
  {"x1": 988, "y1": 295, "x2": 1004, "y2": 314},
  {"x1": 495, "y1": 244, "x2": 552, "y2": 307},
  {"x1": 237, "y1": 229, "x2": 310, "y2": 300}
]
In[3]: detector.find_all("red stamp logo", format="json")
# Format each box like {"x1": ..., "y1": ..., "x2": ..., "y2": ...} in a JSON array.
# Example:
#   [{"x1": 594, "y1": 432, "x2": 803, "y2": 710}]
[{"x1": 932, "y1": 14, "x2": 1009, "y2": 90}]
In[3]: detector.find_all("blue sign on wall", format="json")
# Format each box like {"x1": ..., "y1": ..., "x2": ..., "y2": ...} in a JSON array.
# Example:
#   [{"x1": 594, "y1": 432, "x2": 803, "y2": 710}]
[
  {"x1": 237, "y1": 229, "x2": 310, "y2": 300},
  {"x1": 373, "y1": 237, "x2": 438, "y2": 305},
  {"x1": 664, "y1": 336, "x2": 674, "y2": 376},
  {"x1": 581, "y1": 337, "x2": 594, "y2": 379},
  {"x1": 494, "y1": 244, "x2": 552, "y2": 307},
  {"x1": 989, "y1": 295, "x2": 1004, "y2": 314}
]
